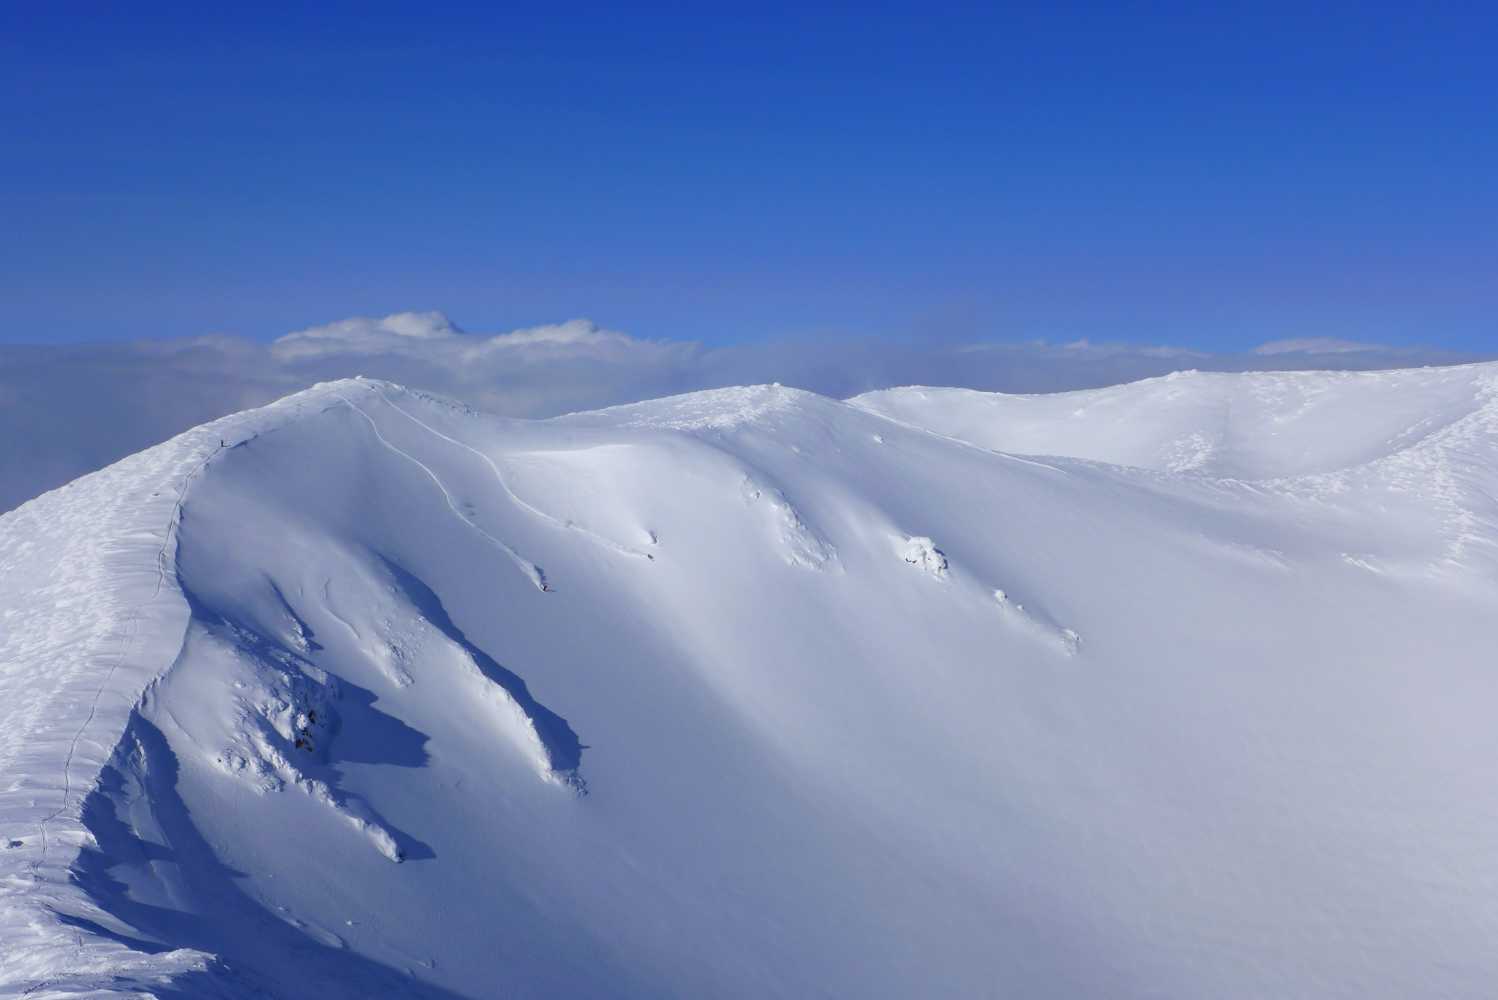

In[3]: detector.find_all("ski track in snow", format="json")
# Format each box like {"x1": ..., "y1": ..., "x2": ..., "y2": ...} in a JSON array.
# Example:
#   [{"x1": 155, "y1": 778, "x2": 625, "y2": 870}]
[
  {"x1": 5, "y1": 369, "x2": 1498, "y2": 998},
  {"x1": 35, "y1": 455, "x2": 191, "y2": 870},
  {"x1": 377, "y1": 392, "x2": 655, "y2": 562},
  {"x1": 1, "y1": 391, "x2": 353, "y2": 997},
  {"x1": 28, "y1": 425, "x2": 252, "y2": 890},
  {"x1": 850, "y1": 404, "x2": 1075, "y2": 477},
  {"x1": 336, "y1": 389, "x2": 551, "y2": 592}
]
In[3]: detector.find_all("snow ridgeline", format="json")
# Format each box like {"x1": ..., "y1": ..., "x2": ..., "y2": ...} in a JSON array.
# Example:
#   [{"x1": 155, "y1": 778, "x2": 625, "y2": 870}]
[
  {"x1": 0, "y1": 380, "x2": 589, "y2": 995},
  {"x1": 2, "y1": 366, "x2": 1498, "y2": 998},
  {"x1": 0, "y1": 384, "x2": 353, "y2": 992}
]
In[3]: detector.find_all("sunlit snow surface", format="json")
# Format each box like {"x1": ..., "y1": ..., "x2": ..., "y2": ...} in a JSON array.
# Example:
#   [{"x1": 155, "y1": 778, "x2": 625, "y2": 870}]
[{"x1": 3, "y1": 368, "x2": 1497, "y2": 998}]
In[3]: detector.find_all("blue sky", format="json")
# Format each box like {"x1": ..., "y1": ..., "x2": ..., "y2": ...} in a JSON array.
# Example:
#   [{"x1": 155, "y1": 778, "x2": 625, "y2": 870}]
[{"x1": 3, "y1": 3, "x2": 1495, "y2": 350}]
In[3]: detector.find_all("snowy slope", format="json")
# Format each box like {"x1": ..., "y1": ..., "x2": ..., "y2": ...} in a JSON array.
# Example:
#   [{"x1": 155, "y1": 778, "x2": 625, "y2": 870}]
[
  {"x1": 853, "y1": 365, "x2": 1498, "y2": 479},
  {"x1": 3, "y1": 368, "x2": 1498, "y2": 998}
]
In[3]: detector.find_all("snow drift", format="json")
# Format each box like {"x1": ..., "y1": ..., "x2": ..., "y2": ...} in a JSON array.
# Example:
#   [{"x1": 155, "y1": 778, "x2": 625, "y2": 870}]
[{"x1": 2, "y1": 366, "x2": 1497, "y2": 997}]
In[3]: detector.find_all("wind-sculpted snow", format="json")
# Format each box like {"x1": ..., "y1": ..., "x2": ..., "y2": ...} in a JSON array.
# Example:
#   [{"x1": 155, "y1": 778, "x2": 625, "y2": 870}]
[
  {"x1": 852, "y1": 364, "x2": 1498, "y2": 480},
  {"x1": 379, "y1": 559, "x2": 586, "y2": 789},
  {"x1": 3, "y1": 369, "x2": 1498, "y2": 998}
]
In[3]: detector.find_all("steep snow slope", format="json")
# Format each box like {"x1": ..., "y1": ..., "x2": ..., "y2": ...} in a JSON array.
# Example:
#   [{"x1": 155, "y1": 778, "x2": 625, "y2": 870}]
[{"x1": 3, "y1": 369, "x2": 1498, "y2": 998}]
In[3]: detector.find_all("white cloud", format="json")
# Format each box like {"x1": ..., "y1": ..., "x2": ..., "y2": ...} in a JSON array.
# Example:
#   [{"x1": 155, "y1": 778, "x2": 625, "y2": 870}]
[
  {"x1": 457, "y1": 320, "x2": 696, "y2": 366},
  {"x1": 0, "y1": 313, "x2": 1487, "y2": 514},
  {"x1": 273, "y1": 313, "x2": 694, "y2": 371},
  {"x1": 272, "y1": 310, "x2": 464, "y2": 360},
  {"x1": 1053, "y1": 338, "x2": 1208, "y2": 360},
  {"x1": 1253, "y1": 337, "x2": 1383, "y2": 356}
]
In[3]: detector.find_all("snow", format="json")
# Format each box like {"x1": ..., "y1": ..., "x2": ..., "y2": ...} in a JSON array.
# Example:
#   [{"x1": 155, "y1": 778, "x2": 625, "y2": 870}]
[
  {"x1": 3, "y1": 366, "x2": 1498, "y2": 997},
  {"x1": 852, "y1": 365, "x2": 1498, "y2": 480},
  {"x1": 900, "y1": 535, "x2": 948, "y2": 577}
]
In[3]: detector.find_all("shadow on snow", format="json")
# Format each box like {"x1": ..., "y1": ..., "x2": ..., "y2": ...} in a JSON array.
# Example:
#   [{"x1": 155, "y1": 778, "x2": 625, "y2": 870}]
[{"x1": 69, "y1": 713, "x2": 471, "y2": 999}]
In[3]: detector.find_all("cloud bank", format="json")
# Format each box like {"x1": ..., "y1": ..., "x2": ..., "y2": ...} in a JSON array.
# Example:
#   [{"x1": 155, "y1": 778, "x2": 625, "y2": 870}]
[
  {"x1": 1252, "y1": 337, "x2": 1386, "y2": 356},
  {"x1": 1, "y1": 312, "x2": 1489, "y2": 513}
]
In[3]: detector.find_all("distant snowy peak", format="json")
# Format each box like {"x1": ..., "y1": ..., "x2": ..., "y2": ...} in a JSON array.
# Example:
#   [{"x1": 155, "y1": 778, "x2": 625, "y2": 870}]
[{"x1": 851, "y1": 362, "x2": 1498, "y2": 480}]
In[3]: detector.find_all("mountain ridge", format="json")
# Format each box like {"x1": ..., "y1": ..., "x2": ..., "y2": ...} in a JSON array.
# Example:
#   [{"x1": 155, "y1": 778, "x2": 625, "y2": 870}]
[{"x1": 3, "y1": 368, "x2": 1497, "y2": 998}]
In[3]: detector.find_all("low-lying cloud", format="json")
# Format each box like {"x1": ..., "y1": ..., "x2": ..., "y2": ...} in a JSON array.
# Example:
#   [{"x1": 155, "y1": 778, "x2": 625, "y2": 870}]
[
  {"x1": 1251, "y1": 337, "x2": 1386, "y2": 356},
  {"x1": 1, "y1": 312, "x2": 1489, "y2": 513}
]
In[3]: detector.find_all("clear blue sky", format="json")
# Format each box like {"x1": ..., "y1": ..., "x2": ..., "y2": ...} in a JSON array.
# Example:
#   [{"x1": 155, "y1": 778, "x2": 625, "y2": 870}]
[{"x1": 3, "y1": 2, "x2": 1495, "y2": 350}]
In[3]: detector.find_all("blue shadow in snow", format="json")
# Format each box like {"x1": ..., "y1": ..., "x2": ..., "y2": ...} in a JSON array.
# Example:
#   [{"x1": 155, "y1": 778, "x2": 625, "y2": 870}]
[
  {"x1": 68, "y1": 712, "x2": 472, "y2": 999},
  {"x1": 179, "y1": 582, "x2": 437, "y2": 861},
  {"x1": 379, "y1": 557, "x2": 586, "y2": 787}
]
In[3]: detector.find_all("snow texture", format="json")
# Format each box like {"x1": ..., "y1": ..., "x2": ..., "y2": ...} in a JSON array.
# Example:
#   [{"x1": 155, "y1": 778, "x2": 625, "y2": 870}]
[{"x1": 3, "y1": 365, "x2": 1498, "y2": 998}]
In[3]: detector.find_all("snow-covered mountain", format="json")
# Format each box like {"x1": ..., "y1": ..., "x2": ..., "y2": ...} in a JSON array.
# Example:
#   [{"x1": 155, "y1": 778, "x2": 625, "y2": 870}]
[{"x1": 3, "y1": 367, "x2": 1497, "y2": 998}]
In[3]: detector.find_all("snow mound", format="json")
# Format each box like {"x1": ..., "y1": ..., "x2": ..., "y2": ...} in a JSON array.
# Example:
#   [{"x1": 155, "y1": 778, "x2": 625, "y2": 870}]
[
  {"x1": 4, "y1": 367, "x2": 1498, "y2": 998},
  {"x1": 900, "y1": 534, "x2": 949, "y2": 577}
]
